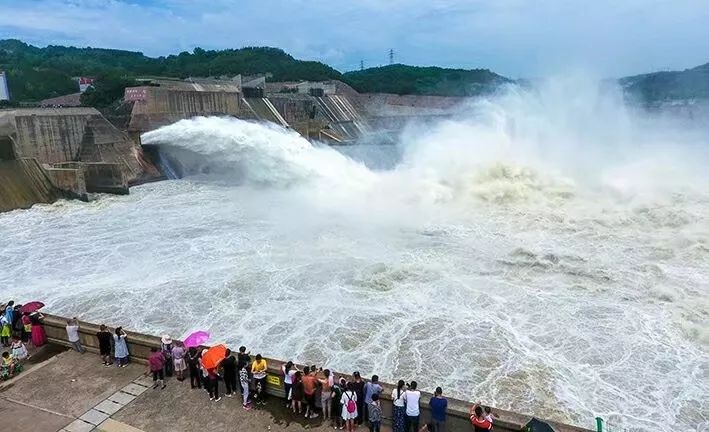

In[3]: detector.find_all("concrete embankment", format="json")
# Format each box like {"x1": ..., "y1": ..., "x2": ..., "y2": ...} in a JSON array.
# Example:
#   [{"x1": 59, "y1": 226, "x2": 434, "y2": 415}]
[
  {"x1": 39, "y1": 313, "x2": 594, "y2": 432},
  {"x1": 0, "y1": 158, "x2": 60, "y2": 212}
]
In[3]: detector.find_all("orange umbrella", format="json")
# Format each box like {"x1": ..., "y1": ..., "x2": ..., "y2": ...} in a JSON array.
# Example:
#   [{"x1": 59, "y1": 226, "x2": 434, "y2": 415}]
[{"x1": 201, "y1": 344, "x2": 227, "y2": 370}]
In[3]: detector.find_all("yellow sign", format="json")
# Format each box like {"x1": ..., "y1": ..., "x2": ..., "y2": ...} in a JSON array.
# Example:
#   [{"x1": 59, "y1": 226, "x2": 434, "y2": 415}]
[{"x1": 267, "y1": 375, "x2": 281, "y2": 386}]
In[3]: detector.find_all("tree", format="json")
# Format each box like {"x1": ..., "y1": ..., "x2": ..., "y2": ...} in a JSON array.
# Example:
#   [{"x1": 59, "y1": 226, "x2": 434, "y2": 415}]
[{"x1": 80, "y1": 73, "x2": 139, "y2": 108}]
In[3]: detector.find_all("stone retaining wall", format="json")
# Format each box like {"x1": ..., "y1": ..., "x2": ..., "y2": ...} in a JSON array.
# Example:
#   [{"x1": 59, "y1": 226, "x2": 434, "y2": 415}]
[{"x1": 39, "y1": 313, "x2": 593, "y2": 432}]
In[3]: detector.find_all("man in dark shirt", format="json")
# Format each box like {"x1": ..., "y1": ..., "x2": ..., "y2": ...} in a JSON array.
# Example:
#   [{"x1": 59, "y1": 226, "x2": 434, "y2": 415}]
[
  {"x1": 96, "y1": 325, "x2": 113, "y2": 366},
  {"x1": 429, "y1": 387, "x2": 448, "y2": 432},
  {"x1": 350, "y1": 371, "x2": 366, "y2": 425},
  {"x1": 222, "y1": 349, "x2": 238, "y2": 397}
]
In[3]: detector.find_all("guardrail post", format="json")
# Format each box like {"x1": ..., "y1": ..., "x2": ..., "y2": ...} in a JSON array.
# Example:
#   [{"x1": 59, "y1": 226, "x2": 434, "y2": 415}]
[{"x1": 595, "y1": 417, "x2": 604, "y2": 432}]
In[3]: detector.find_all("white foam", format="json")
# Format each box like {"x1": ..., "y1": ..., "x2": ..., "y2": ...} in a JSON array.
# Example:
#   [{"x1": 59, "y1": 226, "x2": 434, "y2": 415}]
[{"x1": 1, "y1": 77, "x2": 708, "y2": 432}]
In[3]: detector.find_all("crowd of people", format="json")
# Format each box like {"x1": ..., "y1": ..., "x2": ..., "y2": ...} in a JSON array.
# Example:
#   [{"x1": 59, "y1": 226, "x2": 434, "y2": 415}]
[
  {"x1": 6, "y1": 302, "x2": 498, "y2": 432},
  {"x1": 1, "y1": 301, "x2": 47, "y2": 380}
]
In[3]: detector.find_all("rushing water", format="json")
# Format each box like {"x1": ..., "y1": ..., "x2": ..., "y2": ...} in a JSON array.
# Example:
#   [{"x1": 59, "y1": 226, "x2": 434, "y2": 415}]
[{"x1": 1, "y1": 80, "x2": 708, "y2": 432}]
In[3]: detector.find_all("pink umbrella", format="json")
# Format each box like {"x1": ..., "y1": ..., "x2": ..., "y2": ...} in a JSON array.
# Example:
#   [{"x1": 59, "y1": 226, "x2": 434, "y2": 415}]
[
  {"x1": 183, "y1": 331, "x2": 210, "y2": 348},
  {"x1": 19, "y1": 301, "x2": 45, "y2": 314}
]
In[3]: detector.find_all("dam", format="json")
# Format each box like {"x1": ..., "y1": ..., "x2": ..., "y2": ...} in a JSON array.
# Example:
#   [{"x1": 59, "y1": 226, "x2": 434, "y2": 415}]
[{"x1": 1, "y1": 78, "x2": 707, "y2": 432}]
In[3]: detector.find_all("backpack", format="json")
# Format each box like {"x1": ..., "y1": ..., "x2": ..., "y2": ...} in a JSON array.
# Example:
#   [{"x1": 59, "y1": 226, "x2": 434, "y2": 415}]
[{"x1": 345, "y1": 392, "x2": 356, "y2": 414}]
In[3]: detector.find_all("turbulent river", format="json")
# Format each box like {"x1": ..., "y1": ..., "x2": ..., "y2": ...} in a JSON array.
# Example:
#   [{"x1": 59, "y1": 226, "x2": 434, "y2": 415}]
[{"x1": 1, "y1": 80, "x2": 707, "y2": 432}]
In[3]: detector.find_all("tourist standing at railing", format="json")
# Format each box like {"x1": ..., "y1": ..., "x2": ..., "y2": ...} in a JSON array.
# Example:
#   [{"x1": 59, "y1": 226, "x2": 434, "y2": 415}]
[
  {"x1": 302, "y1": 366, "x2": 319, "y2": 418},
  {"x1": 429, "y1": 387, "x2": 448, "y2": 432},
  {"x1": 391, "y1": 380, "x2": 407, "y2": 432},
  {"x1": 113, "y1": 327, "x2": 129, "y2": 367},
  {"x1": 251, "y1": 354, "x2": 268, "y2": 405},
  {"x1": 291, "y1": 370, "x2": 304, "y2": 415},
  {"x1": 368, "y1": 393, "x2": 383, "y2": 432},
  {"x1": 172, "y1": 342, "x2": 187, "y2": 381},
  {"x1": 29, "y1": 312, "x2": 46, "y2": 347},
  {"x1": 206, "y1": 365, "x2": 221, "y2": 402},
  {"x1": 363, "y1": 374, "x2": 383, "y2": 425},
  {"x1": 66, "y1": 318, "x2": 85, "y2": 353},
  {"x1": 319, "y1": 369, "x2": 334, "y2": 421},
  {"x1": 4, "y1": 301, "x2": 14, "y2": 330},
  {"x1": 404, "y1": 381, "x2": 421, "y2": 432},
  {"x1": 96, "y1": 325, "x2": 112, "y2": 366},
  {"x1": 1, "y1": 314, "x2": 11, "y2": 347},
  {"x1": 341, "y1": 382, "x2": 359, "y2": 432},
  {"x1": 12, "y1": 306, "x2": 23, "y2": 339},
  {"x1": 282, "y1": 361, "x2": 297, "y2": 409},
  {"x1": 237, "y1": 346, "x2": 251, "y2": 395},
  {"x1": 148, "y1": 347, "x2": 166, "y2": 389},
  {"x1": 222, "y1": 348, "x2": 237, "y2": 397},
  {"x1": 21, "y1": 313, "x2": 31, "y2": 344},
  {"x1": 469, "y1": 404, "x2": 493, "y2": 432},
  {"x1": 350, "y1": 371, "x2": 365, "y2": 425},
  {"x1": 187, "y1": 347, "x2": 202, "y2": 389},
  {"x1": 332, "y1": 377, "x2": 346, "y2": 430},
  {"x1": 160, "y1": 335, "x2": 174, "y2": 377},
  {"x1": 239, "y1": 359, "x2": 252, "y2": 410}
]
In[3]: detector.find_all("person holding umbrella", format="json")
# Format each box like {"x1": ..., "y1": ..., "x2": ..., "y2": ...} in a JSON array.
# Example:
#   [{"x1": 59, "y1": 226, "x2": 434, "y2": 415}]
[
  {"x1": 202, "y1": 345, "x2": 227, "y2": 402},
  {"x1": 187, "y1": 347, "x2": 202, "y2": 389}
]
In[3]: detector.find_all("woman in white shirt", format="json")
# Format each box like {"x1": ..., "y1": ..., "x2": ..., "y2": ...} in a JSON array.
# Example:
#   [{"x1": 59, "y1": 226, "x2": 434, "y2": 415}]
[
  {"x1": 340, "y1": 382, "x2": 358, "y2": 432},
  {"x1": 282, "y1": 361, "x2": 297, "y2": 408},
  {"x1": 391, "y1": 379, "x2": 407, "y2": 432},
  {"x1": 403, "y1": 381, "x2": 421, "y2": 432}
]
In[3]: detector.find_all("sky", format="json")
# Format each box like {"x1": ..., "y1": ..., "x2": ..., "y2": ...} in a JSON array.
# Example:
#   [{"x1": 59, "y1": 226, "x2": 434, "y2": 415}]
[{"x1": 0, "y1": 0, "x2": 708, "y2": 78}]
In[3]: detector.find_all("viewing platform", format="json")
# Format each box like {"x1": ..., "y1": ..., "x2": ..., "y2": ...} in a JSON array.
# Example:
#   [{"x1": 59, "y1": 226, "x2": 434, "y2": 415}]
[{"x1": 0, "y1": 314, "x2": 596, "y2": 432}]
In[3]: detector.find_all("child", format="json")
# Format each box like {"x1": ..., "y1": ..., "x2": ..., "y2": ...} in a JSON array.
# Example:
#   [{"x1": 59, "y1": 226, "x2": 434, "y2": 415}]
[
  {"x1": 368, "y1": 393, "x2": 382, "y2": 432},
  {"x1": 484, "y1": 406, "x2": 497, "y2": 424},
  {"x1": 0, "y1": 315, "x2": 11, "y2": 347},
  {"x1": 239, "y1": 361, "x2": 252, "y2": 410},
  {"x1": 1, "y1": 351, "x2": 15, "y2": 379},
  {"x1": 11, "y1": 337, "x2": 29, "y2": 361}
]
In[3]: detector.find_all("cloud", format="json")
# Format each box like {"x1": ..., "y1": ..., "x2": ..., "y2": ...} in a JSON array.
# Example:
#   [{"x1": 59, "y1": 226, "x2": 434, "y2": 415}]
[{"x1": 0, "y1": 0, "x2": 708, "y2": 77}]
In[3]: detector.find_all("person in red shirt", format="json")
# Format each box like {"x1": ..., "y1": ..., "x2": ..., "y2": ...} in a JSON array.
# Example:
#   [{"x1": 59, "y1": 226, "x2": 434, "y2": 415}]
[
  {"x1": 301, "y1": 366, "x2": 319, "y2": 419},
  {"x1": 470, "y1": 404, "x2": 493, "y2": 431},
  {"x1": 148, "y1": 347, "x2": 166, "y2": 389}
]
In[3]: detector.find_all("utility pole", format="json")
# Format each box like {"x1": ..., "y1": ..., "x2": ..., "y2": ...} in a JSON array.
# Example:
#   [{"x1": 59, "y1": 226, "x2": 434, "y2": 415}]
[
  {"x1": 389, "y1": 49, "x2": 394, "y2": 65},
  {"x1": 360, "y1": 60, "x2": 364, "y2": 71}
]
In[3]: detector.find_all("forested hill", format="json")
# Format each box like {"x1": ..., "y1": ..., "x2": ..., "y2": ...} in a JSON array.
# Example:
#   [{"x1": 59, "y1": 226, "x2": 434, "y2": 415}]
[
  {"x1": 0, "y1": 39, "x2": 342, "y2": 101},
  {"x1": 620, "y1": 62, "x2": 709, "y2": 104},
  {"x1": 0, "y1": 39, "x2": 510, "y2": 102},
  {"x1": 343, "y1": 64, "x2": 511, "y2": 97}
]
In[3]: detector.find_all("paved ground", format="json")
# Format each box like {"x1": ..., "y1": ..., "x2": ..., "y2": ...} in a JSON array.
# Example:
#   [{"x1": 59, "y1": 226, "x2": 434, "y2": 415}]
[{"x1": 0, "y1": 345, "x2": 392, "y2": 432}]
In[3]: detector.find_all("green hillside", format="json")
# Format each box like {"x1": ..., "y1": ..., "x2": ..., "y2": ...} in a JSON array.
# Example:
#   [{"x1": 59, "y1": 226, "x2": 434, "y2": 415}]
[
  {"x1": 343, "y1": 64, "x2": 511, "y2": 96},
  {"x1": 0, "y1": 39, "x2": 341, "y2": 102},
  {"x1": 620, "y1": 62, "x2": 709, "y2": 104},
  {"x1": 0, "y1": 39, "x2": 514, "y2": 103}
]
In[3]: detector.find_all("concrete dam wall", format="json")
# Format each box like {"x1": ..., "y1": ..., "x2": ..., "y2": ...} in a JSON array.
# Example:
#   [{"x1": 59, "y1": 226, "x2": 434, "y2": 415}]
[
  {"x1": 0, "y1": 108, "x2": 148, "y2": 184},
  {"x1": 127, "y1": 87, "x2": 241, "y2": 134},
  {"x1": 0, "y1": 158, "x2": 59, "y2": 212}
]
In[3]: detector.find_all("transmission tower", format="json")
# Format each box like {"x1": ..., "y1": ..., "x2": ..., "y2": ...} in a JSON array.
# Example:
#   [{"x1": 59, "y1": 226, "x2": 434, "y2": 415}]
[
  {"x1": 360, "y1": 60, "x2": 364, "y2": 71},
  {"x1": 389, "y1": 49, "x2": 394, "y2": 65}
]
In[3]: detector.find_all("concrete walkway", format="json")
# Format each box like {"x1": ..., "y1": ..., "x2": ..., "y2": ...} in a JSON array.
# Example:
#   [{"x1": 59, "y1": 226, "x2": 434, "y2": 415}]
[{"x1": 0, "y1": 346, "x2": 393, "y2": 432}]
